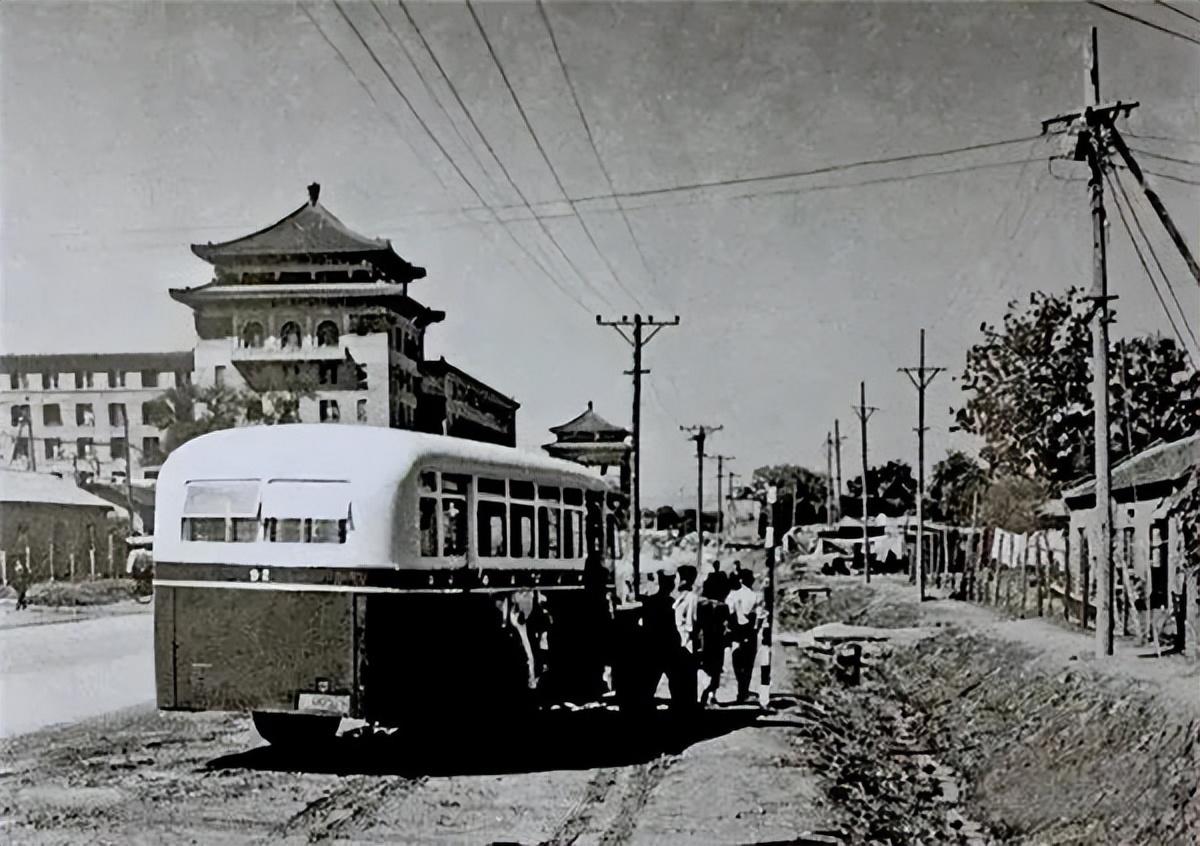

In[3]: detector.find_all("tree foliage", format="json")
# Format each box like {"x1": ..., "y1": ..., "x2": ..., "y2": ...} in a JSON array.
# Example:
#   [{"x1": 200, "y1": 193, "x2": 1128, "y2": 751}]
[
  {"x1": 751, "y1": 464, "x2": 828, "y2": 526},
  {"x1": 845, "y1": 460, "x2": 916, "y2": 517},
  {"x1": 927, "y1": 450, "x2": 989, "y2": 524},
  {"x1": 144, "y1": 375, "x2": 316, "y2": 458},
  {"x1": 955, "y1": 287, "x2": 1199, "y2": 492},
  {"x1": 979, "y1": 475, "x2": 1047, "y2": 534}
]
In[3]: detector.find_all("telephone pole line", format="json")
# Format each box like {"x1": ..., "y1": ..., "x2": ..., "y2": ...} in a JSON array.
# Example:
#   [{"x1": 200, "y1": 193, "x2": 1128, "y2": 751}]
[
  {"x1": 833, "y1": 418, "x2": 845, "y2": 522},
  {"x1": 597, "y1": 313, "x2": 680, "y2": 599},
  {"x1": 824, "y1": 431, "x2": 835, "y2": 527},
  {"x1": 707, "y1": 453, "x2": 734, "y2": 546},
  {"x1": 1041, "y1": 27, "x2": 1135, "y2": 657},
  {"x1": 899, "y1": 328, "x2": 945, "y2": 602},
  {"x1": 851, "y1": 382, "x2": 878, "y2": 584},
  {"x1": 681, "y1": 424, "x2": 723, "y2": 575}
]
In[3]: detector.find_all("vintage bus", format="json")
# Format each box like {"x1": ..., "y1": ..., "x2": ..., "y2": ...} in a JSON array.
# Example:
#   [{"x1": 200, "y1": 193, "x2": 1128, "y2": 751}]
[{"x1": 153, "y1": 424, "x2": 679, "y2": 744}]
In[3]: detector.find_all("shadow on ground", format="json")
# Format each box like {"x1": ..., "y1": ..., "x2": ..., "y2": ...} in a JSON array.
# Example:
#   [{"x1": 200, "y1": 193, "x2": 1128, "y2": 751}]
[{"x1": 205, "y1": 703, "x2": 765, "y2": 777}]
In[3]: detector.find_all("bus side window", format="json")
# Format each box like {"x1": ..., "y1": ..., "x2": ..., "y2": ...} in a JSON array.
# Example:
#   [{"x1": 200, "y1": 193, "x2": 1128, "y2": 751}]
[
  {"x1": 538, "y1": 505, "x2": 560, "y2": 559},
  {"x1": 511, "y1": 503, "x2": 534, "y2": 558},
  {"x1": 419, "y1": 497, "x2": 438, "y2": 556},
  {"x1": 478, "y1": 499, "x2": 507, "y2": 557}
]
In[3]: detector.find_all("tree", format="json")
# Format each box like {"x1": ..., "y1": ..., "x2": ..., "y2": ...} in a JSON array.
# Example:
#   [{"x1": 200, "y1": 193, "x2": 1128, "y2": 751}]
[
  {"x1": 845, "y1": 460, "x2": 916, "y2": 517},
  {"x1": 980, "y1": 475, "x2": 1046, "y2": 535},
  {"x1": 144, "y1": 373, "x2": 316, "y2": 458},
  {"x1": 955, "y1": 287, "x2": 1199, "y2": 492},
  {"x1": 928, "y1": 450, "x2": 989, "y2": 524},
  {"x1": 751, "y1": 464, "x2": 828, "y2": 527}
]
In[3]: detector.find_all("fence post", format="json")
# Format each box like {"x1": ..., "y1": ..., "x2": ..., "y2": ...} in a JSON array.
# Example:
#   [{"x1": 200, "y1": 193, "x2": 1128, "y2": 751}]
[
  {"x1": 1064, "y1": 532, "x2": 1072, "y2": 624},
  {"x1": 69, "y1": 551, "x2": 76, "y2": 582},
  {"x1": 108, "y1": 533, "x2": 115, "y2": 578},
  {"x1": 0, "y1": 550, "x2": 6, "y2": 586},
  {"x1": 49, "y1": 541, "x2": 55, "y2": 583},
  {"x1": 89, "y1": 546, "x2": 96, "y2": 579},
  {"x1": 1020, "y1": 537, "x2": 1029, "y2": 617},
  {"x1": 1036, "y1": 535, "x2": 1045, "y2": 617}
]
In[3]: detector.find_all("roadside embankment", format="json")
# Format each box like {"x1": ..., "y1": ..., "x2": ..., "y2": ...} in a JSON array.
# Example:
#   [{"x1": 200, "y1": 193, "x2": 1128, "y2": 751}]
[{"x1": 777, "y1": 575, "x2": 1200, "y2": 845}]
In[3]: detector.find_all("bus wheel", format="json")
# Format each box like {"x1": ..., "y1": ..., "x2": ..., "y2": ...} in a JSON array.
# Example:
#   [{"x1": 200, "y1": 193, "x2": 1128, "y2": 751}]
[{"x1": 252, "y1": 711, "x2": 340, "y2": 747}]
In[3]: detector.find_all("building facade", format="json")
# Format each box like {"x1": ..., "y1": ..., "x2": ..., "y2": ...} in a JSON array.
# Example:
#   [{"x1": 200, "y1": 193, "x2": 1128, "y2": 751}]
[
  {"x1": 0, "y1": 351, "x2": 193, "y2": 482},
  {"x1": 172, "y1": 183, "x2": 517, "y2": 445}
]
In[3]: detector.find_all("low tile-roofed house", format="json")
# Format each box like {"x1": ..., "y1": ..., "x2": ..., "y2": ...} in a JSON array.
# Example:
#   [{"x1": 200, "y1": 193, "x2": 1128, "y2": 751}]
[{"x1": 1, "y1": 469, "x2": 118, "y2": 581}]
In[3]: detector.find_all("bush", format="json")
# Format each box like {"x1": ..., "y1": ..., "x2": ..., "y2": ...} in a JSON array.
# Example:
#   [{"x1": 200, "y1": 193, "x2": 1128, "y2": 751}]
[{"x1": 26, "y1": 579, "x2": 136, "y2": 607}]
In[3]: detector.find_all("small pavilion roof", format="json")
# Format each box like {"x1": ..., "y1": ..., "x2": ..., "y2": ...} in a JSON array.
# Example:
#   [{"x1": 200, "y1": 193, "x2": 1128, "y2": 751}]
[
  {"x1": 549, "y1": 402, "x2": 630, "y2": 438},
  {"x1": 190, "y1": 183, "x2": 425, "y2": 283}
]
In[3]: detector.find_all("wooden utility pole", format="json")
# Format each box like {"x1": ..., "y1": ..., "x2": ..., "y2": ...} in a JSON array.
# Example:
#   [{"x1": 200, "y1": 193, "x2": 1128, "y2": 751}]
[
  {"x1": 121, "y1": 406, "x2": 137, "y2": 532},
  {"x1": 851, "y1": 382, "x2": 878, "y2": 583},
  {"x1": 708, "y1": 453, "x2": 734, "y2": 546},
  {"x1": 899, "y1": 328, "x2": 944, "y2": 602},
  {"x1": 1040, "y1": 27, "x2": 1136, "y2": 656},
  {"x1": 681, "y1": 424, "x2": 723, "y2": 575},
  {"x1": 833, "y1": 418, "x2": 845, "y2": 522},
  {"x1": 597, "y1": 314, "x2": 680, "y2": 599},
  {"x1": 825, "y1": 431, "x2": 835, "y2": 527}
]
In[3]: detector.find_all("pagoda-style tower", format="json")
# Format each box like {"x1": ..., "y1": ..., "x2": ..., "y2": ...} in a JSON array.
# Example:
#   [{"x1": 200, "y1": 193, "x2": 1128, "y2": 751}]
[
  {"x1": 543, "y1": 402, "x2": 631, "y2": 493},
  {"x1": 169, "y1": 183, "x2": 517, "y2": 445}
]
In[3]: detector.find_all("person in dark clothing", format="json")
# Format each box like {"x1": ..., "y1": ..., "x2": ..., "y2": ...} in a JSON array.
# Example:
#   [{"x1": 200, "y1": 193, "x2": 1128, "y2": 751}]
[
  {"x1": 12, "y1": 556, "x2": 31, "y2": 611},
  {"x1": 726, "y1": 569, "x2": 762, "y2": 703},
  {"x1": 696, "y1": 574, "x2": 730, "y2": 706}
]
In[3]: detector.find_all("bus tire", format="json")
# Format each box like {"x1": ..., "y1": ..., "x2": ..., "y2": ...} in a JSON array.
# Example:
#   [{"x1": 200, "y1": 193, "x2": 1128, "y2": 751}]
[{"x1": 252, "y1": 711, "x2": 340, "y2": 747}]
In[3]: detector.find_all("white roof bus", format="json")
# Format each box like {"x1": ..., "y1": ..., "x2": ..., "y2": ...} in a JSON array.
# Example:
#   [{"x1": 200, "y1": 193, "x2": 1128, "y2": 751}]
[{"x1": 153, "y1": 424, "x2": 683, "y2": 744}]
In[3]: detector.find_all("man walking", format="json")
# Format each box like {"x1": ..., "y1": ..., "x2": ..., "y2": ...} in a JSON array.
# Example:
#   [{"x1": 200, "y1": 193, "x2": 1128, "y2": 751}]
[
  {"x1": 726, "y1": 568, "x2": 763, "y2": 703},
  {"x1": 12, "y1": 554, "x2": 31, "y2": 611}
]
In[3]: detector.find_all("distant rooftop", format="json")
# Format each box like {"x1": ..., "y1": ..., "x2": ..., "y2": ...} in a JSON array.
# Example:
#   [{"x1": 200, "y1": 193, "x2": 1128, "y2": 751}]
[
  {"x1": 0, "y1": 351, "x2": 194, "y2": 374},
  {"x1": 0, "y1": 469, "x2": 118, "y2": 509},
  {"x1": 549, "y1": 402, "x2": 630, "y2": 438}
]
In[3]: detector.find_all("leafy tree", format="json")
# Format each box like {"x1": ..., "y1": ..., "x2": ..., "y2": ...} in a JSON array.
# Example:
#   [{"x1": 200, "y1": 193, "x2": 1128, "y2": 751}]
[
  {"x1": 928, "y1": 450, "x2": 989, "y2": 524},
  {"x1": 979, "y1": 475, "x2": 1046, "y2": 534},
  {"x1": 955, "y1": 287, "x2": 1199, "y2": 492},
  {"x1": 845, "y1": 460, "x2": 916, "y2": 518},
  {"x1": 145, "y1": 372, "x2": 316, "y2": 458},
  {"x1": 751, "y1": 464, "x2": 828, "y2": 527}
]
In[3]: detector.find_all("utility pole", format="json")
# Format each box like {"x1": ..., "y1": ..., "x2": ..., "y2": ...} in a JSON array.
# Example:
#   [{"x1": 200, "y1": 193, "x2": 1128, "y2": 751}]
[
  {"x1": 121, "y1": 406, "x2": 137, "y2": 532},
  {"x1": 708, "y1": 453, "x2": 734, "y2": 546},
  {"x1": 1042, "y1": 27, "x2": 1134, "y2": 657},
  {"x1": 824, "y1": 431, "x2": 835, "y2": 526},
  {"x1": 597, "y1": 313, "x2": 680, "y2": 599},
  {"x1": 899, "y1": 328, "x2": 945, "y2": 602},
  {"x1": 834, "y1": 418, "x2": 845, "y2": 522},
  {"x1": 851, "y1": 382, "x2": 878, "y2": 584},
  {"x1": 681, "y1": 424, "x2": 722, "y2": 575}
]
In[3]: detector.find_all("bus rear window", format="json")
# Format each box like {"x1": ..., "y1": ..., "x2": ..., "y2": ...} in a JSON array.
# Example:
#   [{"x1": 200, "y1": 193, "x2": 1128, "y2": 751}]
[
  {"x1": 262, "y1": 480, "x2": 352, "y2": 544},
  {"x1": 181, "y1": 480, "x2": 260, "y2": 543}
]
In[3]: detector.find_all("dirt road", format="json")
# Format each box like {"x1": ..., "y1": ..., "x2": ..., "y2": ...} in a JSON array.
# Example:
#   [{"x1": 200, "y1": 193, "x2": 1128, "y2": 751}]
[
  {"x1": 0, "y1": 611, "x2": 154, "y2": 738},
  {"x1": 0, "y1": 653, "x2": 835, "y2": 845}
]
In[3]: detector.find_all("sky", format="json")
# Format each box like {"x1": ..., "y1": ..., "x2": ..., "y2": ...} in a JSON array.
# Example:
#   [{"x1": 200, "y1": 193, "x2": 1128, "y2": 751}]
[{"x1": 2, "y1": 0, "x2": 1198, "y2": 507}]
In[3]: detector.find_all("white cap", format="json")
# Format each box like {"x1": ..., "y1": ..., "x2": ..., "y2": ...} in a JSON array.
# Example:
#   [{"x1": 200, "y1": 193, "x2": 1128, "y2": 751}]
[{"x1": 657, "y1": 563, "x2": 678, "y2": 578}]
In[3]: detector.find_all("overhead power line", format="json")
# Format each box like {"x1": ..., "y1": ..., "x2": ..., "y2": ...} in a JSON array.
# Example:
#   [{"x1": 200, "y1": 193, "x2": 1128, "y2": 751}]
[
  {"x1": 1128, "y1": 146, "x2": 1200, "y2": 167},
  {"x1": 1125, "y1": 131, "x2": 1200, "y2": 148},
  {"x1": 1140, "y1": 168, "x2": 1200, "y2": 186},
  {"x1": 1085, "y1": 1, "x2": 1200, "y2": 46},
  {"x1": 1104, "y1": 168, "x2": 1198, "y2": 360},
  {"x1": 464, "y1": 0, "x2": 641, "y2": 309},
  {"x1": 1155, "y1": 0, "x2": 1200, "y2": 26},
  {"x1": 536, "y1": 0, "x2": 664, "y2": 308}
]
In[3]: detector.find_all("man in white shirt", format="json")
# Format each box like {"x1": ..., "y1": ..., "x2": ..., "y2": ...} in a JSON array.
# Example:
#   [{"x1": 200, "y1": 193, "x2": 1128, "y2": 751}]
[{"x1": 725, "y1": 568, "x2": 763, "y2": 703}]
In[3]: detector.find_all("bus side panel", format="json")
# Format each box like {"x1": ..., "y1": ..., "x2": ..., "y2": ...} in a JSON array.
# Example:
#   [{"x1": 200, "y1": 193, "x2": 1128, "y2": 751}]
[
  {"x1": 155, "y1": 585, "x2": 177, "y2": 708},
  {"x1": 158, "y1": 584, "x2": 355, "y2": 713}
]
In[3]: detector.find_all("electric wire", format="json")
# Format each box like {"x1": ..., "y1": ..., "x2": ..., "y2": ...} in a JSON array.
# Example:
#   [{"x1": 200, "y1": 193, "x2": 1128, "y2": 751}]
[
  {"x1": 394, "y1": 0, "x2": 616, "y2": 312},
  {"x1": 1103, "y1": 168, "x2": 1197, "y2": 361},
  {"x1": 536, "y1": 0, "x2": 663, "y2": 310},
  {"x1": 1085, "y1": 1, "x2": 1200, "y2": 46},
  {"x1": 1155, "y1": 0, "x2": 1200, "y2": 26},
  {"x1": 1128, "y1": 146, "x2": 1200, "y2": 167},
  {"x1": 328, "y1": 1, "x2": 598, "y2": 314},
  {"x1": 464, "y1": 0, "x2": 632, "y2": 310}
]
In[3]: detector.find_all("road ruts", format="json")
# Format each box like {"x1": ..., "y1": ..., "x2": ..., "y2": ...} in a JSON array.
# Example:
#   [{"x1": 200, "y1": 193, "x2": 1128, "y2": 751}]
[
  {"x1": 539, "y1": 767, "x2": 622, "y2": 846},
  {"x1": 593, "y1": 756, "x2": 675, "y2": 846},
  {"x1": 267, "y1": 774, "x2": 426, "y2": 843}
]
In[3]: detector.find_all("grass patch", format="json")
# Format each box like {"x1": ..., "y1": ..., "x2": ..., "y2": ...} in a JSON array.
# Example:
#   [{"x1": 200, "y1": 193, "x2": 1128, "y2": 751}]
[{"x1": 26, "y1": 579, "x2": 136, "y2": 607}]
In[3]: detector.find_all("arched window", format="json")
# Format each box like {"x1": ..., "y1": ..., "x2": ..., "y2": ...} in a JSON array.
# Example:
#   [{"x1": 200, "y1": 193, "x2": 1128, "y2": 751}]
[
  {"x1": 280, "y1": 321, "x2": 302, "y2": 349},
  {"x1": 240, "y1": 321, "x2": 265, "y2": 348},
  {"x1": 316, "y1": 320, "x2": 340, "y2": 348}
]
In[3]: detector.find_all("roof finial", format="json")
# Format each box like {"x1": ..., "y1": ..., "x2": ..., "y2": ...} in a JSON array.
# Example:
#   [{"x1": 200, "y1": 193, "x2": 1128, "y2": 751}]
[
  {"x1": 587, "y1": 400, "x2": 593, "y2": 411},
  {"x1": 307, "y1": 182, "x2": 321, "y2": 205}
]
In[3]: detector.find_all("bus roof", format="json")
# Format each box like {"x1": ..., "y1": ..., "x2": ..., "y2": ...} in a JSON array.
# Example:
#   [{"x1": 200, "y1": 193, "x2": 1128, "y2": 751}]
[{"x1": 158, "y1": 424, "x2": 612, "y2": 490}]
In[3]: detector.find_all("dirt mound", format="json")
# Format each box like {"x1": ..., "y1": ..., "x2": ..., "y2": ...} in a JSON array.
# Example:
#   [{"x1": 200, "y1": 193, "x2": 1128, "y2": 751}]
[{"x1": 883, "y1": 633, "x2": 1200, "y2": 844}]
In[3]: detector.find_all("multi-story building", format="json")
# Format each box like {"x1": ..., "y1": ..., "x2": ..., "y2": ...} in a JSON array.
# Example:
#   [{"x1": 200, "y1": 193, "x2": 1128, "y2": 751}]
[
  {"x1": 0, "y1": 183, "x2": 518, "y2": 487},
  {"x1": 0, "y1": 351, "x2": 193, "y2": 482},
  {"x1": 171, "y1": 183, "x2": 517, "y2": 443}
]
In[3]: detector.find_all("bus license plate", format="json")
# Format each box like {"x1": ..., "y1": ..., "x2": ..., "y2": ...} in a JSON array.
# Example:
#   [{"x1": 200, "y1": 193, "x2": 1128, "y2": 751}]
[{"x1": 297, "y1": 692, "x2": 350, "y2": 715}]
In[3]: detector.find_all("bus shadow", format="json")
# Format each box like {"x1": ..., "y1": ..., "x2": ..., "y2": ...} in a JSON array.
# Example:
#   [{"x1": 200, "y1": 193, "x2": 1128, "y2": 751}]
[{"x1": 205, "y1": 705, "x2": 763, "y2": 777}]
